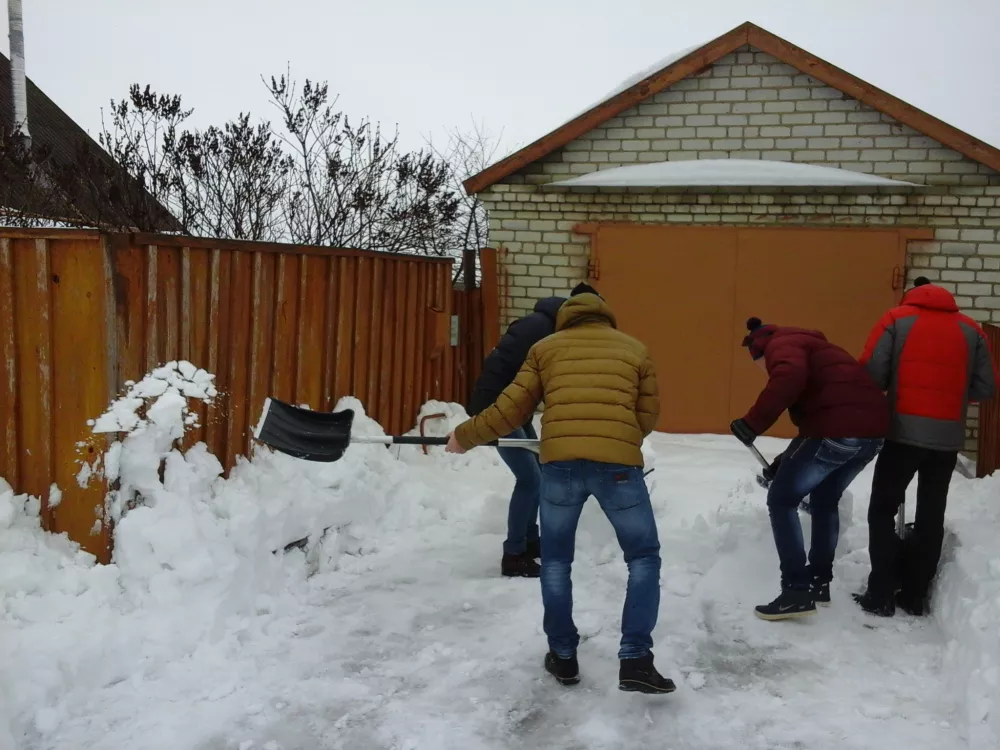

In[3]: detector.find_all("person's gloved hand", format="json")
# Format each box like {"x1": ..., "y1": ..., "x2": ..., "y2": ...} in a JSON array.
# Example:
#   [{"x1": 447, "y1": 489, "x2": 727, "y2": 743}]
[
  {"x1": 729, "y1": 418, "x2": 757, "y2": 446},
  {"x1": 761, "y1": 453, "x2": 783, "y2": 482}
]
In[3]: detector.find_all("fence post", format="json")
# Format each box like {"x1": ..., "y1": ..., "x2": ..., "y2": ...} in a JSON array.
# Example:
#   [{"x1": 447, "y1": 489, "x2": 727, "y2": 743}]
[
  {"x1": 479, "y1": 248, "x2": 500, "y2": 355},
  {"x1": 975, "y1": 323, "x2": 1000, "y2": 478}
]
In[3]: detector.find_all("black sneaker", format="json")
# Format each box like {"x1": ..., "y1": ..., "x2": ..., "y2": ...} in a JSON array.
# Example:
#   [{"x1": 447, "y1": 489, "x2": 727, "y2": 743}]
[
  {"x1": 810, "y1": 578, "x2": 831, "y2": 606},
  {"x1": 544, "y1": 651, "x2": 580, "y2": 686},
  {"x1": 526, "y1": 539, "x2": 541, "y2": 560},
  {"x1": 501, "y1": 553, "x2": 540, "y2": 578},
  {"x1": 754, "y1": 589, "x2": 817, "y2": 621},
  {"x1": 853, "y1": 590, "x2": 895, "y2": 617},
  {"x1": 618, "y1": 652, "x2": 676, "y2": 694}
]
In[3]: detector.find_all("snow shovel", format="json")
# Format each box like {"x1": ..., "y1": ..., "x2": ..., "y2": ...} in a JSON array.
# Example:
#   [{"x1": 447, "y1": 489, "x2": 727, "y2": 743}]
[{"x1": 252, "y1": 397, "x2": 540, "y2": 462}]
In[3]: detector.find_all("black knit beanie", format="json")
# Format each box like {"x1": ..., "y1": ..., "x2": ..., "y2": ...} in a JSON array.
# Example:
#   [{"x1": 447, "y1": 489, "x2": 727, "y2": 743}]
[{"x1": 742, "y1": 317, "x2": 777, "y2": 360}]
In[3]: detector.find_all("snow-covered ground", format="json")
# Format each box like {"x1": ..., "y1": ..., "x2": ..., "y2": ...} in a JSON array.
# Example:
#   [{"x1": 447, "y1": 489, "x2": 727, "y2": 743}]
[{"x1": 2, "y1": 371, "x2": 998, "y2": 750}]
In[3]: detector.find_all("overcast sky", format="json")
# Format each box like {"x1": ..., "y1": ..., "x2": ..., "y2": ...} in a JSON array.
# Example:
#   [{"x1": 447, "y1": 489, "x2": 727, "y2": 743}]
[{"x1": 5, "y1": 0, "x2": 999, "y2": 165}]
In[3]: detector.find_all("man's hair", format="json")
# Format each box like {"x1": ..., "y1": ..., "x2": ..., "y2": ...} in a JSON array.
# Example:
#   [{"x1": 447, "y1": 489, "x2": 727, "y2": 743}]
[{"x1": 913, "y1": 276, "x2": 931, "y2": 287}]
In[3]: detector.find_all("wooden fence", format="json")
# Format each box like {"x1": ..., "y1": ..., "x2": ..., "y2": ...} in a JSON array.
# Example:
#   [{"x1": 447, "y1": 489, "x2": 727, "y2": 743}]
[
  {"x1": 976, "y1": 323, "x2": 1000, "y2": 478},
  {"x1": 0, "y1": 229, "x2": 499, "y2": 562}
]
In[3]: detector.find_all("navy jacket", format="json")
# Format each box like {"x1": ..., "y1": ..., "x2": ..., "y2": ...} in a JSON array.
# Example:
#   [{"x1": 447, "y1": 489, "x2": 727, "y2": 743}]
[{"x1": 467, "y1": 296, "x2": 565, "y2": 417}]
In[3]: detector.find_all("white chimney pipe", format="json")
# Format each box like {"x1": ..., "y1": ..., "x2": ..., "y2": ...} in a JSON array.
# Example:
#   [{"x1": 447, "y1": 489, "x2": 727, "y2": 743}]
[{"x1": 8, "y1": 0, "x2": 30, "y2": 145}]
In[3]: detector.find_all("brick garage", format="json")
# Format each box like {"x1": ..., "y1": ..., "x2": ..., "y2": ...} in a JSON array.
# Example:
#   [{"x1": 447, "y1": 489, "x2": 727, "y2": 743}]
[{"x1": 464, "y1": 22, "x2": 1000, "y2": 451}]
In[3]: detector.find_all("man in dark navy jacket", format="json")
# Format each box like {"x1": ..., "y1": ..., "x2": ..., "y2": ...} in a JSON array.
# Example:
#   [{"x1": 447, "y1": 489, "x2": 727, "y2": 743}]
[
  {"x1": 468, "y1": 282, "x2": 599, "y2": 577},
  {"x1": 731, "y1": 317, "x2": 889, "y2": 621}
]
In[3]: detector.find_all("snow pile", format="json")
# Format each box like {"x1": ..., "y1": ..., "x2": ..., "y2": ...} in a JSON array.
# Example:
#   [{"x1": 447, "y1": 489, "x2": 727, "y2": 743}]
[
  {"x1": 2, "y1": 363, "x2": 476, "y2": 747},
  {"x1": 549, "y1": 159, "x2": 921, "y2": 188},
  {"x1": 934, "y1": 473, "x2": 1000, "y2": 749},
  {"x1": 4, "y1": 368, "x2": 1000, "y2": 749}
]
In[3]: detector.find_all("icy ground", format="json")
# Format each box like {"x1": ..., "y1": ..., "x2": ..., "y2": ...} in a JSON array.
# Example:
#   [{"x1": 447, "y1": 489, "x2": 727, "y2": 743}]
[{"x1": 2, "y1": 382, "x2": 998, "y2": 749}]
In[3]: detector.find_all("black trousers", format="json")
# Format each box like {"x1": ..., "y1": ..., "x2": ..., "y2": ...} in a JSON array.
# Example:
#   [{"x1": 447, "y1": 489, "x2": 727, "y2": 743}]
[{"x1": 866, "y1": 440, "x2": 958, "y2": 599}]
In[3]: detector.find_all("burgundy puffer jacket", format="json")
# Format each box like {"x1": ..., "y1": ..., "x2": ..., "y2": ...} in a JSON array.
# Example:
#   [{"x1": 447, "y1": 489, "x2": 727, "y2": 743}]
[{"x1": 742, "y1": 327, "x2": 889, "y2": 439}]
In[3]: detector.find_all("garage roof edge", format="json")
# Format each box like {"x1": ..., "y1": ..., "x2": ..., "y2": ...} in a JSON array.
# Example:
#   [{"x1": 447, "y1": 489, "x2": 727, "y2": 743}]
[{"x1": 463, "y1": 22, "x2": 1000, "y2": 195}]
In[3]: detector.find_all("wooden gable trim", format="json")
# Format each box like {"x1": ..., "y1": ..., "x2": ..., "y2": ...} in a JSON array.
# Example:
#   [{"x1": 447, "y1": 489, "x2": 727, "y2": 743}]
[
  {"x1": 464, "y1": 23, "x2": 1000, "y2": 195},
  {"x1": 746, "y1": 27, "x2": 1000, "y2": 175}
]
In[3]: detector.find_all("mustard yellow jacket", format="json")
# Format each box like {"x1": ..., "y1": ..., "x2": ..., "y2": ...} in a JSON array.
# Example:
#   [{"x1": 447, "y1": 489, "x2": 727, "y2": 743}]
[{"x1": 455, "y1": 293, "x2": 659, "y2": 467}]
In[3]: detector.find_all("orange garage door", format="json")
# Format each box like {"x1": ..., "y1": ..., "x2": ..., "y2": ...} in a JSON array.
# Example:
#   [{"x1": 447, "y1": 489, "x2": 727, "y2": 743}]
[{"x1": 589, "y1": 225, "x2": 911, "y2": 438}]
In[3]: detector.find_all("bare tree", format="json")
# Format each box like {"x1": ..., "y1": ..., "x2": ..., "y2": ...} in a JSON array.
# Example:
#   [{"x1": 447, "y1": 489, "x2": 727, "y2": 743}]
[
  {"x1": 427, "y1": 121, "x2": 504, "y2": 282},
  {"x1": 267, "y1": 71, "x2": 460, "y2": 253},
  {"x1": 2, "y1": 76, "x2": 469, "y2": 255},
  {"x1": 174, "y1": 114, "x2": 292, "y2": 241},
  {"x1": 98, "y1": 85, "x2": 192, "y2": 229}
]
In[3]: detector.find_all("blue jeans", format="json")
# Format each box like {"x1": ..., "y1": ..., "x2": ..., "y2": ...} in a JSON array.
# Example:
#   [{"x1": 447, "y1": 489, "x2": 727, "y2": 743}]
[
  {"x1": 496, "y1": 422, "x2": 540, "y2": 555},
  {"x1": 768, "y1": 437, "x2": 882, "y2": 590},
  {"x1": 539, "y1": 460, "x2": 660, "y2": 660}
]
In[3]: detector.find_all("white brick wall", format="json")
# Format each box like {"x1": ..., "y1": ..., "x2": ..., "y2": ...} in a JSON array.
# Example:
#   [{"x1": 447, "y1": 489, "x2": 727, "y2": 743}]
[{"x1": 481, "y1": 45, "x2": 1000, "y2": 452}]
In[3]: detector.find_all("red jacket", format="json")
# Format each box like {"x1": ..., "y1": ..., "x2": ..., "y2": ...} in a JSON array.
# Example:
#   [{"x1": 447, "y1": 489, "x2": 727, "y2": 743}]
[
  {"x1": 743, "y1": 327, "x2": 889, "y2": 439},
  {"x1": 859, "y1": 284, "x2": 997, "y2": 451}
]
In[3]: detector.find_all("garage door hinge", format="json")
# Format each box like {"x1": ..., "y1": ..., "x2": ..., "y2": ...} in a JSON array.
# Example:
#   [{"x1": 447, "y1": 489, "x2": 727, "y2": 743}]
[
  {"x1": 588, "y1": 258, "x2": 600, "y2": 280},
  {"x1": 891, "y1": 265, "x2": 904, "y2": 290}
]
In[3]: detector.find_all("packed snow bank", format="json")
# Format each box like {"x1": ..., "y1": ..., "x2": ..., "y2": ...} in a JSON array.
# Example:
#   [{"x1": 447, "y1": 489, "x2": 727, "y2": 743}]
[
  {"x1": 2, "y1": 363, "x2": 482, "y2": 748},
  {"x1": 934, "y1": 473, "x2": 1000, "y2": 750},
  {"x1": 548, "y1": 159, "x2": 921, "y2": 188},
  {"x1": 2, "y1": 369, "x2": 997, "y2": 749}
]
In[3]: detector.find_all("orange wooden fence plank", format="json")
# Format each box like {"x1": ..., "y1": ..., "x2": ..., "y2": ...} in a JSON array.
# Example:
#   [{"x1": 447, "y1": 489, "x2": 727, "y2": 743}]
[
  {"x1": 185, "y1": 248, "x2": 211, "y2": 449},
  {"x1": 441, "y1": 266, "x2": 455, "y2": 404},
  {"x1": 367, "y1": 258, "x2": 384, "y2": 421},
  {"x1": 144, "y1": 245, "x2": 159, "y2": 371},
  {"x1": 206, "y1": 250, "x2": 232, "y2": 461},
  {"x1": 179, "y1": 247, "x2": 192, "y2": 362},
  {"x1": 334, "y1": 257, "x2": 355, "y2": 407},
  {"x1": 401, "y1": 262, "x2": 419, "y2": 433},
  {"x1": 417, "y1": 262, "x2": 431, "y2": 412},
  {"x1": 390, "y1": 261, "x2": 407, "y2": 434},
  {"x1": 977, "y1": 324, "x2": 1000, "y2": 478},
  {"x1": 378, "y1": 261, "x2": 396, "y2": 430},
  {"x1": 0, "y1": 240, "x2": 18, "y2": 487},
  {"x1": 353, "y1": 256, "x2": 373, "y2": 416},
  {"x1": 13, "y1": 239, "x2": 54, "y2": 524},
  {"x1": 319, "y1": 256, "x2": 338, "y2": 411},
  {"x1": 159, "y1": 247, "x2": 180, "y2": 364},
  {"x1": 294, "y1": 255, "x2": 327, "y2": 408},
  {"x1": 112, "y1": 243, "x2": 147, "y2": 388},
  {"x1": 480, "y1": 248, "x2": 501, "y2": 354},
  {"x1": 225, "y1": 251, "x2": 253, "y2": 470},
  {"x1": 271, "y1": 254, "x2": 299, "y2": 405},
  {"x1": 49, "y1": 239, "x2": 112, "y2": 560},
  {"x1": 247, "y1": 252, "x2": 276, "y2": 455}
]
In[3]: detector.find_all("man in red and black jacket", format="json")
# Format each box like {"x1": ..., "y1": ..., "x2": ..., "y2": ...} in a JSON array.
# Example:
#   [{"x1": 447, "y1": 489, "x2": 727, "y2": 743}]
[
  {"x1": 730, "y1": 318, "x2": 889, "y2": 621},
  {"x1": 855, "y1": 277, "x2": 997, "y2": 617}
]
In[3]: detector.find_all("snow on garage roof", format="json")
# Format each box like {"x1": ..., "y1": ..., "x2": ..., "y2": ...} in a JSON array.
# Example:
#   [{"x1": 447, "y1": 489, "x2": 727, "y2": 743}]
[{"x1": 547, "y1": 159, "x2": 922, "y2": 188}]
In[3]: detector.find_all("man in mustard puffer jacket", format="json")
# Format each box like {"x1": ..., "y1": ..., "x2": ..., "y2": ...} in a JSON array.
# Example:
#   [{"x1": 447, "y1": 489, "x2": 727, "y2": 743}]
[{"x1": 445, "y1": 290, "x2": 674, "y2": 695}]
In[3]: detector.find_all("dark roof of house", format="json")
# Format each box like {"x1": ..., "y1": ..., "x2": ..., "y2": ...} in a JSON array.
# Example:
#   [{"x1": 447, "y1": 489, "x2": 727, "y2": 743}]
[
  {"x1": 0, "y1": 52, "x2": 181, "y2": 230},
  {"x1": 464, "y1": 22, "x2": 1000, "y2": 194}
]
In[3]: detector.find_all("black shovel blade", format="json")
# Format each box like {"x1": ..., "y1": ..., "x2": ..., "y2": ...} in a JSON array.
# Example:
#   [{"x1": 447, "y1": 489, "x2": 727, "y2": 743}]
[{"x1": 253, "y1": 397, "x2": 355, "y2": 462}]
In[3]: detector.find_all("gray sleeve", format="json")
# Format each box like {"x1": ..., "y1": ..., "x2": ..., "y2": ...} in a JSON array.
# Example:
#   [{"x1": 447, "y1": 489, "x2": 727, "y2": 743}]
[
  {"x1": 864, "y1": 327, "x2": 895, "y2": 392},
  {"x1": 969, "y1": 332, "x2": 997, "y2": 402}
]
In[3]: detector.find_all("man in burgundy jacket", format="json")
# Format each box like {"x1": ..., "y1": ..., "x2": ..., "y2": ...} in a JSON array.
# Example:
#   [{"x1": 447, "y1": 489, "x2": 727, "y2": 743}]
[
  {"x1": 730, "y1": 317, "x2": 889, "y2": 621},
  {"x1": 855, "y1": 277, "x2": 996, "y2": 617}
]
